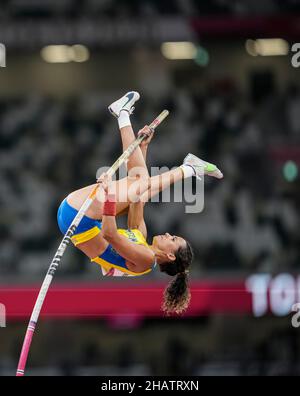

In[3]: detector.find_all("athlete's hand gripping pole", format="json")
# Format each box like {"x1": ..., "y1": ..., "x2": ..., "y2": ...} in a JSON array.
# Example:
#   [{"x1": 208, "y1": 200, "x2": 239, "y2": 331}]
[{"x1": 16, "y1": 109, "x2": 169, "y2": 376}]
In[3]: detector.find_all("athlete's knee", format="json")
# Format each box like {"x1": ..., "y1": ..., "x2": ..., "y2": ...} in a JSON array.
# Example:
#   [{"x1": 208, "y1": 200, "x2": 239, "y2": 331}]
[
  {"x1": 127, "y1": 172, "x2": 150, "y2": 203},
  {"x1": 128, "y1": 168, "x2": 150, "y2": 191},
  {"x1": 128, "y1": 166, "x2": 149, "y2": 181}
]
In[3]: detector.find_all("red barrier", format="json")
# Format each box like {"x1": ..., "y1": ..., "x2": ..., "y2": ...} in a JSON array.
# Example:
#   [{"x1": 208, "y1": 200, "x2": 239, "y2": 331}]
[{"x1": 0, "y1": 280, "x2": 252, "y2": 320}]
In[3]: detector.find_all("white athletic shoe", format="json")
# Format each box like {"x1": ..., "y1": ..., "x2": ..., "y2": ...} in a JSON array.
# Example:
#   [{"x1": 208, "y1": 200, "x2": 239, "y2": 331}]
[
  {"x1": 108, "y1": 91, "x2": 140, "y2": 118},
  {"x1": 183, "y1": 153, "x2": 223, "y2": 180}
]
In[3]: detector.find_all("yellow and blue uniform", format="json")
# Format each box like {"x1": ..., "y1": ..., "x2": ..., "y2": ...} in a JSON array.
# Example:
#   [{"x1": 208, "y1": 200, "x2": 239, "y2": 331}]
[{"x1": 57, "y1": 198, "x2": 155, "y2": 277}]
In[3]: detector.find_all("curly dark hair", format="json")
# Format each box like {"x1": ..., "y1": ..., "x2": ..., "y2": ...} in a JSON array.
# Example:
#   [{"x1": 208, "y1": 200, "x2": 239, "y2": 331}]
[{"x1": 159, "y1": 241, "x2": 194, "y2": 315}]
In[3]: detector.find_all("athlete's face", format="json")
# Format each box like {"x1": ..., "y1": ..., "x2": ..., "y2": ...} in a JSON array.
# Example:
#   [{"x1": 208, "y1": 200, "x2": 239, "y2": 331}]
[{"x1": 152, "y1": 233, "x2": 186, "y2": 254}]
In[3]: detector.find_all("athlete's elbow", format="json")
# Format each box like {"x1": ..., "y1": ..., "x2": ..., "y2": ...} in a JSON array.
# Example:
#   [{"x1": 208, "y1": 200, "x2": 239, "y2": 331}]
[{"x1": 102, "y1": 229, "x2": 118, "y2": 242}]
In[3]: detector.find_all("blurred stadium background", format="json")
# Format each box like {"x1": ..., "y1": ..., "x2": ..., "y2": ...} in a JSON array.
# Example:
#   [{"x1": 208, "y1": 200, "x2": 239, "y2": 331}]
[{"x1": 0, "y1": 0, "x2": 300, "y2": 376}]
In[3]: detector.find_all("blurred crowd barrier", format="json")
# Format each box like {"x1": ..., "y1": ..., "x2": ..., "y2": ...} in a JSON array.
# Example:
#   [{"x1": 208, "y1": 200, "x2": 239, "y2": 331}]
[
  {"x1": 2, "y1": 0, "x2": 298, "y2": 18},
  {"x1": 1, "y1": 317, "x2": 299, "y2": 376}
]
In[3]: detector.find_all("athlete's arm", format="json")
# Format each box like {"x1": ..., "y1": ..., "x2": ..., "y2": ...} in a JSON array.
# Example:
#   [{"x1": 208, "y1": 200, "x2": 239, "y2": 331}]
[
  {"x1": 126, "y1": 126, "x2": 154, "y2": 237},
  {"x1": 101, "y1": 214, "x2": 154, "y2": 270},
  {"x1": 139, "y1": 125, "x2": 154, "y2": 163},
  {"x1": 127, "y1": 201, "x2": 147, "y2": 238},
  {"x1": 98, "y1": 173, "x2": 154, "y2": 270}
]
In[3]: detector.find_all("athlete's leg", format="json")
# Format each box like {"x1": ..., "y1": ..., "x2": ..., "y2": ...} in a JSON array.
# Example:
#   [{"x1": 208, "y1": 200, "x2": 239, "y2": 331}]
[
  {"x1": 66, "y1": 181, "x2": 127, "y2": 217},
  {"x1": 137, "y1": 167, "x2": 185, "y2": 203},
  {"x1": 66, "y1": 152, "x2": 222, "y2": 218},
  {"x1": 119, "y1": 122, "x2": 149, "y2": 175},
  {"x1": 116, "y1": 166, "x2": 191, "y2": 206},
  {"x1": 109, "y1": 91, "x2": 149, "y2": 175},
  {"x1": 130, "y1": 153, "x2": 223, "y2": 203},
  {"x1": 65, "y1": 168, "x2": 182, "y2": 219},
  {"x1": 112, "y1": 163, "x2": 193, "y2": 206},
  {"x1": 67, "y1": 92, "x2": 144, "y2": 216},
  {"x1": 105, "y1": 91, "x2": 151, "y2": 213}
]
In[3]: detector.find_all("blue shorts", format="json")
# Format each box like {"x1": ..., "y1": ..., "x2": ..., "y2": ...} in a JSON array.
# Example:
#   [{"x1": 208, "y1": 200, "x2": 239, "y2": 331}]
[{"x1": 57, "y1": 198, "x2": 102, "y2": 238}]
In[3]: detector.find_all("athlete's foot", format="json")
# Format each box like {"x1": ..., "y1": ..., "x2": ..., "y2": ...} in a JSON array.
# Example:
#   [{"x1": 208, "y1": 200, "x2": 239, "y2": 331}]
[
  {"x1": 108, "y1": 91, "x2": 140, "y2": 118},
  {"x1": 183, "y1": 153, "x2": 223, "y2": 180}
]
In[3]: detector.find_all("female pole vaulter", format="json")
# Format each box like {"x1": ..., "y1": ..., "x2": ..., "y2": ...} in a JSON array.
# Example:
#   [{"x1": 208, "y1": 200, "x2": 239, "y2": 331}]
[{"x1": 57, "y1": 92, "x2": 223, "y2": 314}]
